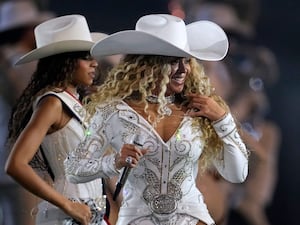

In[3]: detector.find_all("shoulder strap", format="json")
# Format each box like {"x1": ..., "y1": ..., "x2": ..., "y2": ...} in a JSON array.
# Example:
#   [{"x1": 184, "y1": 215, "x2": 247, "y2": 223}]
[{"x1": 34, "y1": 91, "x2": 88, "y2": 128}]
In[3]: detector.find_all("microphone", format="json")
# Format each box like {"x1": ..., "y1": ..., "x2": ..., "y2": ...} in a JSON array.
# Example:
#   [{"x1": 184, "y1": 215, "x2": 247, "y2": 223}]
[{"x1": 113, "y1": 134, "x2": 145, "y2": 201}]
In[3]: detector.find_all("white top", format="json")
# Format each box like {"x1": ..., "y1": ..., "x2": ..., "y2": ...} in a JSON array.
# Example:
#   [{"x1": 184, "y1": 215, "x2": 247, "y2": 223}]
[
  {"x1": 33, "y1": 91, "x2": 104, "y2": 225},
  {"x1": 65, "y1": 100, "x2": 248, "y2": 225}
]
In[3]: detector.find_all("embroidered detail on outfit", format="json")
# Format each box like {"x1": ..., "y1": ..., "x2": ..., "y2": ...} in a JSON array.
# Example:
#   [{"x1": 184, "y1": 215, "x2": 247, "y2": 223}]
[
  {"x1": 211, "y1": 112, "x2": 228, "y2": 125},
  {"x1": 129, "y1": 213, "x2": 199, "y2": 225},
  {"x1": 64, "y1": 101, "x2": 245, "y2": 225},
  {"x1": 142, "y1": 139, "x2": 192, "y2": 216},
  {"x1": 212, "y1": 113, "x2": 250, "y2": 159},
  {"x1": 232, "y1": 130, "x2": 251, "y2": 158}
]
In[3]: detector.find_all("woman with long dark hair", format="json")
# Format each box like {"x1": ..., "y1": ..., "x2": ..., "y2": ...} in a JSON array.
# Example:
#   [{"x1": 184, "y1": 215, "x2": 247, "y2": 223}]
[{"x1": 5, "y1": 15, "x2": 107, "y2": 225}]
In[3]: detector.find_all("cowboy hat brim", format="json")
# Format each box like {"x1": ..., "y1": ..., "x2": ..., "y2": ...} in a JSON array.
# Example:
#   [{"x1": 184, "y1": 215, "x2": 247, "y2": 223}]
[
  {"x1": 91, "y1": 20, "x2": 228, "y2": 61},
  {"x1": 15, "y1": 40, "x2": 94, "y2": 65}
]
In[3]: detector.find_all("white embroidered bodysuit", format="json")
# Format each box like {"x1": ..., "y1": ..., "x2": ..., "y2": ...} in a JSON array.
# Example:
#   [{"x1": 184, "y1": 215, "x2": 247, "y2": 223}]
[
  {"x1": 34, "y1": 91, "x2": 106, "y2": 225},
  {"x1": 65, "y1": 100, "x2": 248, "y2": 225}
]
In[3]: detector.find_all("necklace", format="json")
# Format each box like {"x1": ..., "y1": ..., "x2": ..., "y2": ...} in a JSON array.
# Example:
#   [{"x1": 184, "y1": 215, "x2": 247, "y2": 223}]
[
  {"x1": 146, "y1": 95, "x2": 175, "y2": 116},
  {"x1": 65, "y1": 90, "x2": 81, "y2": 104},
  {"x1": 146, "y1": 95, "x2": 175, "y2": 104}
]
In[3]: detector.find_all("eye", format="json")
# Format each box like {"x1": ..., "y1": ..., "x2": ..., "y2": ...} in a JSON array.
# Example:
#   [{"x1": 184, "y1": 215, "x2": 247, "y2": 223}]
[
  {"x1": 79, "y1": 55, "x2": 94, "y2": 61},
  {"x1": 183, "y1": 58, "x2": 191, "y2": 64},
  {"x1": 169, "y1": 57, "x2": 190, "y2": 65},
  {"x1": 170, "y1": 58, "x2": 180, "y2": 65}
]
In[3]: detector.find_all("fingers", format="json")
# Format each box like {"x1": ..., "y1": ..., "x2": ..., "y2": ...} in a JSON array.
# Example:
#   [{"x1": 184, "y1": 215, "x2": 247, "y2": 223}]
[
  {"x1": 187, "y1": 95, "x2": 209, "y2": 108},
  {"x1": 125, "y1": 156, "x2": 133, "y2": 165},
  {"x1": 186, "y1": 93, "x2": 226, "y2": 120},
  {"x1": 68, "y1": 201, "x2": 92, "y2": 225},
  {"x1": 81, "y1": 215, "x2": 90, "y2": 225},
  {"x1": 117, "y1": 144, "x2": 147, "y2": 168},
  {"x1": 186, "y1": 108, "x2": 204, "y2": 118},
  {"x1": 186, "y1": 94, "x2": 207, "y2": 112}
]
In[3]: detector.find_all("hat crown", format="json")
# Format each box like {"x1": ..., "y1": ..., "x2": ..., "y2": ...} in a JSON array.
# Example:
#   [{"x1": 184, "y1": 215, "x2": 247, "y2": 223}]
[
  {"x1": 35, "y1": 14, "x2": 92, "y2": 48},
  {"x1": 136, "y1": 14, "x2": 189, "y2": 51},
  {"x1": 15, "y1": 14, "x2": 95, "y2": 65}
]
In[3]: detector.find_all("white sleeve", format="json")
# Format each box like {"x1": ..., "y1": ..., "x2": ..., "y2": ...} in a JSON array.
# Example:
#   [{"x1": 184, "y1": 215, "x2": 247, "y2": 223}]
[
  {"x1": 212, "y1": 113, "x2": 249, "y2": 183},
  {"x1": 64, "y1": 109, "x2": 121, "y2": 184}
]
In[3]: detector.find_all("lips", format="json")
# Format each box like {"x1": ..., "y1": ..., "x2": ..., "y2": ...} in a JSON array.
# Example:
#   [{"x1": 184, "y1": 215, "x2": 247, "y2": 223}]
[
  {"x1": 89, "y1": 72, "x2": 96, "y2": 79},
  {"x1": 171, "y1": 75, "x2": 185, "y2": 85}
]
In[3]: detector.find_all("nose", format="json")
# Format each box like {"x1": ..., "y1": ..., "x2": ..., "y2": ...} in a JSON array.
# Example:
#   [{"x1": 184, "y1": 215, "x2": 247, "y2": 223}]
[
  {"x1": 177, "y1": 60, "x2": 187, "y2": 73},
  {"x1": 91, "y1": 59, "x2": 98, "y2": 68}
]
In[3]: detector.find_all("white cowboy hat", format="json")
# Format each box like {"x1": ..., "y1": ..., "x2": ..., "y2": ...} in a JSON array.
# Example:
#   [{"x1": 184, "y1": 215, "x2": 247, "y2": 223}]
[
  {"x1": 91, "y1": 32, "x2": 109, "y2": 42},
  {"x1": 15, "y1": 14, "x2": 95, "y2": 65},
  {"x1": 91, "y1": 14, "x2": 229, "y2": 61},
  {"x1": 0, "y1": 1, "x2": 54, "y2": 32}
]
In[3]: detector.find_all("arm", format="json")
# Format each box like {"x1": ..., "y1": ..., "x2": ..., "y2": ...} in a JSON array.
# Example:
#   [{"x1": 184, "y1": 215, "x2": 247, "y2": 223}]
[
  {"x1": 64, "y1": 107, "x2": 121, "y2": 183},
  {"x1": 64, "y1": 105, "x2": 148, "y2": 184},
  {"x1": 186, "y1": 93, "x2": 249, "y2": 183},
  {"x1": 5, "y1": 96, "x2": 92, "y2": 225},
  {"x1": 212, "y1": 113, "x2": 249, "y2": 183}
]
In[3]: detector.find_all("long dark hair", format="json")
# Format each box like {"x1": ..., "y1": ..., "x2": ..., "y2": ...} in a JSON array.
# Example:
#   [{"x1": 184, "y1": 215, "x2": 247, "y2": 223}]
[{"x1": 6, "y1": 51, "x2": 90, "y2": 173}]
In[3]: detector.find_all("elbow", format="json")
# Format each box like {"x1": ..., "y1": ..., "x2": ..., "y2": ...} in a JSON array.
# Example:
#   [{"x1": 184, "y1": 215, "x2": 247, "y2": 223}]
[
  {"x1": 5, "y1": 157, "x2": 32, "y2": 181},
  {"x1": 228, "y1": 163, "x2": 248, "y2": 183},
  {"x1": 4, "y1": 164, "x2": 12, "y2": 176},
  {"x1": 5, "y1": 160, "x2": 20, "y2": 178}
]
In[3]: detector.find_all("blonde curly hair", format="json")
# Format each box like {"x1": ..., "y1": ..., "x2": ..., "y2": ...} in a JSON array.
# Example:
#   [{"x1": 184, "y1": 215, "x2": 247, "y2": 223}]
[{"x1": 85, "y1": 54, "x2": 230, "y2": 171}]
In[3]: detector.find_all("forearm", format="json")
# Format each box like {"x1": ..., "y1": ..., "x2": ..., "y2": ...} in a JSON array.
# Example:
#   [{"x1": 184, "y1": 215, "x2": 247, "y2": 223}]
[
  {"x1": 212, "y1": 113, "x2": 249, "y2": 183},
  {"x1": 65, "y1": 153, "x2": 120, "y2": 183},
  {"x1": 6, "y1": 163, "x2": 70, "y2": 210}
]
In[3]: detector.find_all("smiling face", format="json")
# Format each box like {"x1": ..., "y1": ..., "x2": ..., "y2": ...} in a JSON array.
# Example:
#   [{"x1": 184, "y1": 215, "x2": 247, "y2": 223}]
[{"x1": 165, "y1": 57, "x2": 191, "y2": 95}]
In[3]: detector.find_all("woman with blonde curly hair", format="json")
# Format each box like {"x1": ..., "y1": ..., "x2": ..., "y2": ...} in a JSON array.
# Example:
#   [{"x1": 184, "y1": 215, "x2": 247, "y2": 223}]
[{"x1": 64, "y1": 14, "x2": 249, "y2": 225}]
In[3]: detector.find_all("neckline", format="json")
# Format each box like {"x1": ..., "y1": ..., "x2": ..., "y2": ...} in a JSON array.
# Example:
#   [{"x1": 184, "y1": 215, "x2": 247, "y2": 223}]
[
  {"x1": 65, "y1": 90, "x2": 81, "y2": 104},
  {"x1": 121, "y1": 100, "x2": 187, "y2": 145}
]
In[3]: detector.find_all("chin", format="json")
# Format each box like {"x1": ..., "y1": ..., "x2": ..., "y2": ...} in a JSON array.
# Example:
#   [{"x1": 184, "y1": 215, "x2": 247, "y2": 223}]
[{"x1": 173, "y1": 87, "x2": 184, "y2": 94}]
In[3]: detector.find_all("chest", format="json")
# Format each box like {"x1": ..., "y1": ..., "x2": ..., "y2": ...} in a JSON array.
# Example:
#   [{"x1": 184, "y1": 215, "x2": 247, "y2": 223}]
[
  {"x1": 103, "y1": 101, "x2": 204, "y2": 160},
  {"x1": 132, "y1": 103, "x2": 187, "y2": 142}
]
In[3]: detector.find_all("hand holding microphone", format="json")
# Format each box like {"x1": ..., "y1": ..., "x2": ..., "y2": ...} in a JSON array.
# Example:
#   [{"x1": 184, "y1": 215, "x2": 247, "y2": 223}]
[{"x1": 113, "y1": 134, "x2": 146, "y2": 201}]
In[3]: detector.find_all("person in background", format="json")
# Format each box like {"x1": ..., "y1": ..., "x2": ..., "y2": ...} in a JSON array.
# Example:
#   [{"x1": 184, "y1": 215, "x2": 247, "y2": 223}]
[
  {"x1": 195, "y1": 60, "x2": 234, "y2": 225},
  {"x1": 0, "y1": 0, "x2": 54, "y2": 103},
  {"x1": 0, "y1": 1, "x2": 54, "y2": 225},
  {"x1": 64, "y1": 14, "x2": 249, "y2": 225},
  {"x1": 224, "y1": 47, "x2": 281, "y2": 225},
  {"x1": 182, "y1": 2, "x2": 281, "y2": 224},
  {"x1": 5, "y1": 14, "x2": 108, "y2": 225}
]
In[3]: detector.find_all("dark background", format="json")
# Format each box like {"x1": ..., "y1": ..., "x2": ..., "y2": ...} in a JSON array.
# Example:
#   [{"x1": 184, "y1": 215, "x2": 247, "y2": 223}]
[
  {"x1": 255, "y1": 1, "x2": 300, "y2": 225},
  {"x1": 46, "y1": 0, "x2": 300, "y2": 224}
]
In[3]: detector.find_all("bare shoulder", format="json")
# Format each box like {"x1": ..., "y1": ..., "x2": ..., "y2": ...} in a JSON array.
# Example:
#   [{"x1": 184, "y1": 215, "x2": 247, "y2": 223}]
[
  {"x1": 36, "y1": 94, "x2": 63, "y2": 111},
  {"x1": 33, "y1": 95, "x2": 64, "y2": 126}
]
